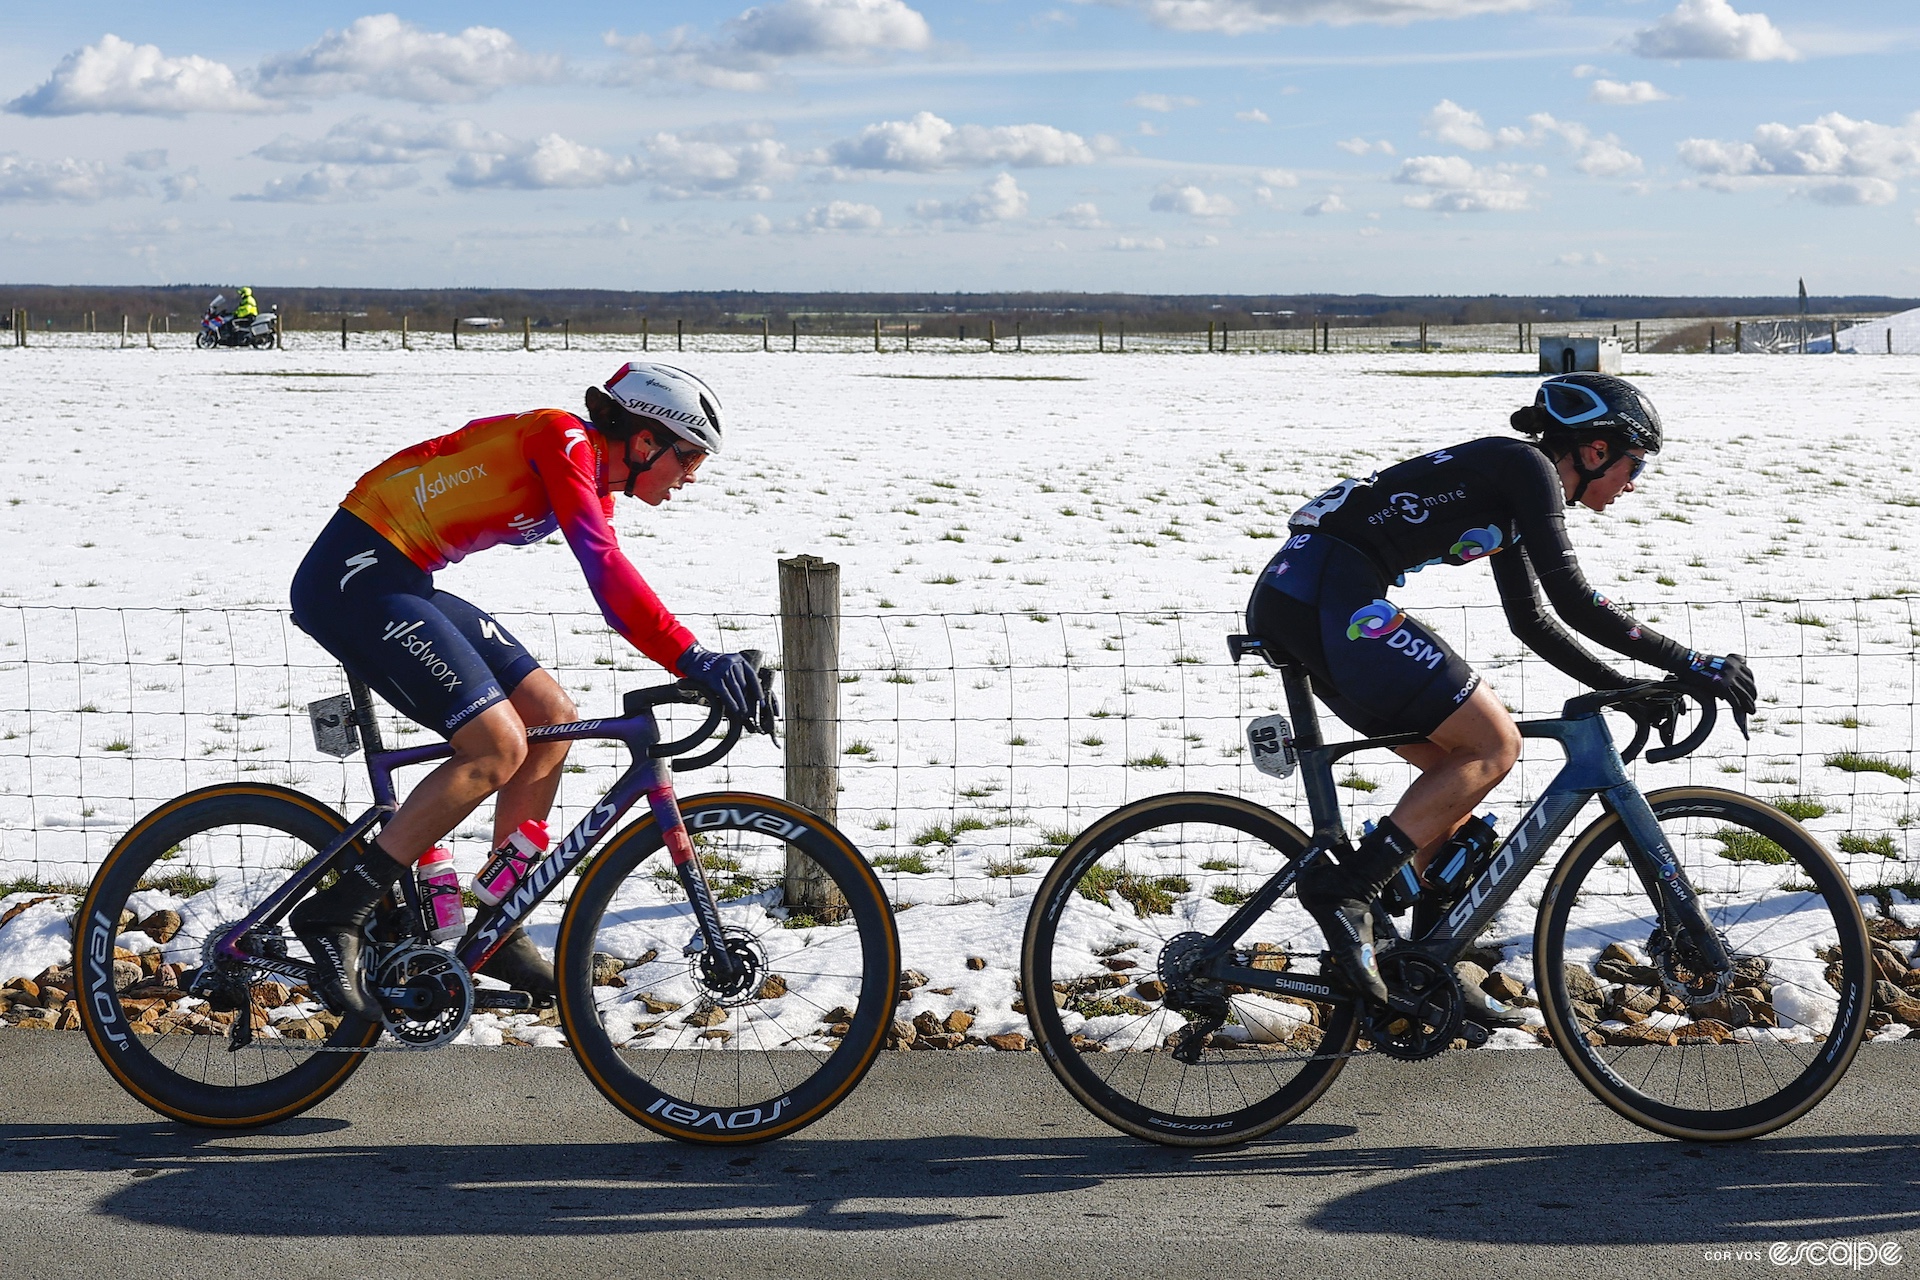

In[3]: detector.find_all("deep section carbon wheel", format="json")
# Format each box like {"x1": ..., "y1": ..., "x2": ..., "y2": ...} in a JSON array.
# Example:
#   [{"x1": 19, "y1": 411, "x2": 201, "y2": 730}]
[
  {"x1": 1020, "y1": 792, "x2": 1360, "y2": 1147},
  {"x1": 1536, "y1": 786, "x2": 1872, "y2": 1141},
  {"x1": 75, "y1": 784, "x2": 381, "y2": 1127},
  {"x1": 556, "y1": 793, "x2": 900, "y2": 1144}
]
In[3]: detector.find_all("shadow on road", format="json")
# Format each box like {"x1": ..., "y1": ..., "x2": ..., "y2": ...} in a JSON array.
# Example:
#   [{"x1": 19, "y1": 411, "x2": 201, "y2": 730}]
[{"x1": 2, "y1": 1119, "x2": 1913, "y2": 1243}]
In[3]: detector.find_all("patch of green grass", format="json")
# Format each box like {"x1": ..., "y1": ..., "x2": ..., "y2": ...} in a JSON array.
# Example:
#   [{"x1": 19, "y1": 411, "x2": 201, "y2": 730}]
[
  {"x1": 1772, "y1": 796, "x2": 1828, "y2": 821},
  {"x1": 1787, "y1": 612, "x2": 1828, "y2": 628},
  {"x1": 1127, "y1": 751, "x2": 1171, "y2": 769},
  {"x1": 1825, "y1": 715, "x2": 1866, "y2": 729},
  {"x1": 1, "y1": 876, "x2": 85, "y2": 897},
  {"x1": 986, "y1": 858, "x2": 1032, "y2": 878},
  {"x1": 1199, "y1": 857, "x2": 1240, "y2": 872},
  {"x1": 925, "y1": 573, "x2": 960, "y2": 585},
  {"x1": 1079, "y1": 734, "x2": 1105, "y2": 747},
  {"x1": 911, "y1": 815, "x2": 998, "y2": 847},
  {"x1": 136, "y1": 870, "x2": 217, "y2": 896},
  {"x1": 1210, "y1": 885, "x2": 1253, "y2": 906},
  {"x1": 1337, "y1": 771, "x2": 1379, "y2": 793},
  {"x1": 1076, "y1": 866, "x2": 1191, "y2": 916},
  {"x1": 1838, "y1": 834, "x2": 1899, "y2": 858},
  {"x1": 884, "y1": 670, "x2": 915, "y2": 685},
  {"x1": 874, "y1": 853, "x2": 934, "y2": 875},
  {"x1": 1032, "y1": 827, "x2": 1075, "y2": 856},
  {"x1": 1008, "y1": 734, "x2": 1030, "y2": 747},
  {"x1": 843, "y1": 740, "x2": 875, "y2": 756},
  {"x1": 1713, "y1": 828, "x2": 1790, "y2": 865},
  {"x1": 1825, "y1": 751, "x2": 1913, "y2": 781},
  {"x1": 102, "y1": 738, "x2": 131, "y2": 752},
  {"x1": 1244, "y1": 529, "x2": 1278, "y2": 539}
]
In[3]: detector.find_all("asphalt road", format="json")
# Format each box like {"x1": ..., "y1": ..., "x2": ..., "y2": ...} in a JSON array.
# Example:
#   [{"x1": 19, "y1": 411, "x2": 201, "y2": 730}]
[{"x1": 3, "y1": 1031, "x2": 1916, "y2": 1280}]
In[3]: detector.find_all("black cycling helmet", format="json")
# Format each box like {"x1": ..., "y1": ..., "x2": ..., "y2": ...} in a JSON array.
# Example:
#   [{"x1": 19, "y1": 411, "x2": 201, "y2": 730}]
[{"x1": 1512, "y1": 373, "x2": 1663, "y2": 453}]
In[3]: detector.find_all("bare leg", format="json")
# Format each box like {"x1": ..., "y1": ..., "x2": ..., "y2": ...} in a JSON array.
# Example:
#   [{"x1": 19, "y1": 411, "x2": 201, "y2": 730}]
[
  {"x1": 1386, "y1": 682, "x2": 1521, "y2": 873},
  {"x1": 489, "y1": 669, "x2": 578, "y2": 845},
  {"x1": 375, "y1": 701, "x2": 529, "y2": 865}
]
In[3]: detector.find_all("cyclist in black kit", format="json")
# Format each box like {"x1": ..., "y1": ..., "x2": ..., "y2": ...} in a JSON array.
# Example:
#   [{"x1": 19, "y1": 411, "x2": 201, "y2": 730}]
[{"x1": 1245, "y1": 373, "x2": 1757, "y2": 1007}]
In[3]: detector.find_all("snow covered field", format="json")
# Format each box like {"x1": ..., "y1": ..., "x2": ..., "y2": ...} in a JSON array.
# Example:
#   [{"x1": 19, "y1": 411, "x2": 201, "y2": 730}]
[{"x1": 3, "y1": 342, "x2": 1919, "y2": 1043}]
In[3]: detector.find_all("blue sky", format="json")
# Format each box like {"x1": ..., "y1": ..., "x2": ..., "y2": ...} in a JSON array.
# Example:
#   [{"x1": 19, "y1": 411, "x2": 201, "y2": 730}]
[{"x1": 1, "y1": 1, "x2": 1915, "y2": 294}]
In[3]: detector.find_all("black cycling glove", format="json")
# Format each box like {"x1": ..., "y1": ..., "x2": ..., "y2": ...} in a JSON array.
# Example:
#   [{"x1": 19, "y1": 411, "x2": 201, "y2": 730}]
[
  {"x1": 676, "y1": 645, "x2": 763, "y2": 723},
  {"x1": 1679, "y1": 651, "x2": 1757, "y2": 716}
]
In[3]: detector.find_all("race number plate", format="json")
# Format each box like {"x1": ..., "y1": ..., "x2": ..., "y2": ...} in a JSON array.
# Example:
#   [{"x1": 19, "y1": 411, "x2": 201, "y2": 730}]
[
  {"x1": 1246, "y1": 713, "x2": 1296, "y2": 779},
  {"x1": 307, "y1": 693, "x2": 360, "y2": 758}
]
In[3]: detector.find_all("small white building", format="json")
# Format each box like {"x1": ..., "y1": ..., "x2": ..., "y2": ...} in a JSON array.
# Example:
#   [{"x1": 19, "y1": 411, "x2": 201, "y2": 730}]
[{"x1": 1538, "y1": 335, "x2": 1623, "y2": 374}]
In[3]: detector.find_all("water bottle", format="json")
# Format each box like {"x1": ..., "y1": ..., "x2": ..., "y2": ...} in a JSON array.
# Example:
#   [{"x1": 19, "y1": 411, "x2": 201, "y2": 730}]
[
  {"x1": 414, "y1": 846, "x2": 466, "y2": 944},
  {"x1": 471, "y1": 819, "x2": 551, "y2": 907},
  {"x1": 1378, "y1": 814, "x2": 1499, "y2": 916}
]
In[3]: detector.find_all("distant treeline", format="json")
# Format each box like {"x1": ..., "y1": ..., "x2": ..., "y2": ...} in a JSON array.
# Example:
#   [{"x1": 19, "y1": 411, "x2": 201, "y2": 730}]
[{"x1": 2, "y1": 284, "x2": 1911, "y2": 336}]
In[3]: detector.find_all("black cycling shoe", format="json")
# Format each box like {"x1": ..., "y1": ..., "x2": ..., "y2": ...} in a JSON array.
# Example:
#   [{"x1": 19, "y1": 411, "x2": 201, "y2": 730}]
[
  {"x1": 1297, "y1": 819, "x2": 1419, "y2": 1008},
  {"x1": 291, "y1": 849, "x2": 406, "y2": 1024},
  {"x1": 476, "y1": 927, "x2": 557, "y2": 1007}
]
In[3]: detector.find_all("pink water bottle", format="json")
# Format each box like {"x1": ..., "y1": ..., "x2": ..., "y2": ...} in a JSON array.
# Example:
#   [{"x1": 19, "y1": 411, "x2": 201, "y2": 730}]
[
  {"x1": 471, "y1": 819, "x2": 551, "y2": 907},
  {"x1": 414, "y1": 846, "x2": 466, "y2": 944}
]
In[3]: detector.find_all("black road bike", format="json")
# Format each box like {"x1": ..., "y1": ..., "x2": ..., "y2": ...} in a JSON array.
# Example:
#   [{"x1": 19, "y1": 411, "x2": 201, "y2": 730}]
[
  {"x1": 1021, "y1": 638, "x2": 1872, "y2": 1145},
  {"x1": 76, "y1": 654, "x2": 900, "y2": 1144}
]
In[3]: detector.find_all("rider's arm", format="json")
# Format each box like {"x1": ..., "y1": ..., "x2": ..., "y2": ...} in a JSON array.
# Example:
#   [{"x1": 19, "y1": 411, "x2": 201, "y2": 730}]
[
  {"x1": 1506, "y1": 451, "x2": 1692, "y2": 676},
  {"x1": 528, "y1": 421, "x2": 697, "y2": 671},
  {"x1": 1489, "y1": 540, "x2": 1631, "y2": 689}
]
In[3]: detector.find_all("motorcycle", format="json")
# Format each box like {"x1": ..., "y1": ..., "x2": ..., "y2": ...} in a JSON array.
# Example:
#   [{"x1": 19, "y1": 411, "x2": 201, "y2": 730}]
[{"x1": 196, "y1": 294, "x2": 277, "y2": 349}]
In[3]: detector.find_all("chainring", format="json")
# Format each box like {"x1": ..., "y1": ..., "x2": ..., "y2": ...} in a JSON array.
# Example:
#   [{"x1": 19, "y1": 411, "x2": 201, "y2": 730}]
[
  {"x1": 374, "y1": 942, "x2": 473, "y2": 1047},
  {"x1": 1367, "y1": 951, "x2": 1465, "y2": 1061}
]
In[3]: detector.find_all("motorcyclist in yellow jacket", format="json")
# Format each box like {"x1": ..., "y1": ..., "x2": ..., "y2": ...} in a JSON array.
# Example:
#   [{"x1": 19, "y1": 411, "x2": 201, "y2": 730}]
[{"x1": 233, "y1": 287, "x2": 257, "y2": 321}]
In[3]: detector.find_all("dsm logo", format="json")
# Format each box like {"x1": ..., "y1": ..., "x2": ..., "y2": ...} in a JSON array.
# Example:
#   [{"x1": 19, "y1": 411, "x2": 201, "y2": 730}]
[
  {"x1": 1449, "y1": 525, "x2": 1503, "y2": 562},
  {"x1": 1347, "y1": 600, "x2": 1404, "y2": 641}
]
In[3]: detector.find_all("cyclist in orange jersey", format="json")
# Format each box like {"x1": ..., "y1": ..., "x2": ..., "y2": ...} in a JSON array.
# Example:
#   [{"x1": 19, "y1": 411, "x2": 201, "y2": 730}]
[{"x1": 288, "y1": 362, "x2": 770, "y2": 1021}]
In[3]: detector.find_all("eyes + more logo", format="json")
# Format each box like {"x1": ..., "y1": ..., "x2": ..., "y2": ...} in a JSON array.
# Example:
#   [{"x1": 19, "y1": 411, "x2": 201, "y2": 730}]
[
  {"x1": 1347, "y1": 600, "x2": 1404, "y2": 641},
  {"x1": 1391, "y1": 492, "x2": 1429, "y2": 524},
  {"x1": 1449, "y1": 525, "x2": 1504, "y2": 561}
]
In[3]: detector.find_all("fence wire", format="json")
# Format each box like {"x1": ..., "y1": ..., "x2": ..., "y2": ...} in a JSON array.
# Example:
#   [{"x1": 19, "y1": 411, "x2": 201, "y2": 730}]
[{"x1": 3, "y1": 602, "x2": 1917, "y2": 904}]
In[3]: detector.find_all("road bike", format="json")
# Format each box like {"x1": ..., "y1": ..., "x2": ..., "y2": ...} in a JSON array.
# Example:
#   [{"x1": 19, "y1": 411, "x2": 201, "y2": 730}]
[
  {"x1": 75, "y1": 654, "x2": 900, "y2": 1144},
  {"x1": 1021, "y1": 636, "x2": 1872, "y2": 1145}
]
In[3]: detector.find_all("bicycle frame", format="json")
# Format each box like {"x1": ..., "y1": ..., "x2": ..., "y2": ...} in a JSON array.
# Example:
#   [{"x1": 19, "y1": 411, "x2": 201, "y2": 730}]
[
  {"x1": 213, "y1": 681, "x2": 746, "y2": 989},
  {"x1": 1189, "y1": 662, "x2": 1728, "y2": 1006}
]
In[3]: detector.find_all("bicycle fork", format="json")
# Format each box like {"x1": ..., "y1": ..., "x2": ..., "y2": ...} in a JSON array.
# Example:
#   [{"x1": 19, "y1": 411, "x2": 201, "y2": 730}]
[
  {"x1": 640, "y1": 759, "x2": 745, "y2": 986},
  {"x1": 1604, "y1": 783, "x2": 1733, "y2": 975}
]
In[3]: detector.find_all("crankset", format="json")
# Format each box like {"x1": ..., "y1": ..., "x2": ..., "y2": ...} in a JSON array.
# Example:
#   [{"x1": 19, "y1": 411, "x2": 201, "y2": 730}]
[
  {"x1": 374, "y1": 942, "x2": 474, "y2": 1048},
  {"x1": 1365, "y1": 952, "x2": 1466, "y2": 1061}
]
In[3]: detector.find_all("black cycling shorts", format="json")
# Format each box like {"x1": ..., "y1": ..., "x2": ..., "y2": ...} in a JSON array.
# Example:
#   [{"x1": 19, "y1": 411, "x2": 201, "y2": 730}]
[
  {"x1": 1244, "y1": 532, "x2": 1480, "y2": 739},
  {"x1": 290, "y1": 508, "x2": 541, "y2": 737}
]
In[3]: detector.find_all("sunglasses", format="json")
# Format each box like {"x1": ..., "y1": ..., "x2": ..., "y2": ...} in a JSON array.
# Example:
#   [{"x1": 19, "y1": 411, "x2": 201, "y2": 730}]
[{"x1": 668, "y1": 441, "x2": 707, "y2": 474}]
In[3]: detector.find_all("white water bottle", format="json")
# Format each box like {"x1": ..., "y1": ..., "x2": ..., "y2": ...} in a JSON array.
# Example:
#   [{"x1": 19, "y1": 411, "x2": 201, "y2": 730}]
[
  {"x1": 414, "y1": 846, "x2": 466, "y2": 944},
  {"x1": 471, "y1": 819, "x2": 551, "y2": 907}
]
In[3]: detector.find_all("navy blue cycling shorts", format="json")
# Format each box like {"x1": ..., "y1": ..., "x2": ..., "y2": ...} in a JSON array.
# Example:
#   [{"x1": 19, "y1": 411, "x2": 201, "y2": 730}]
[
  {"x1": 290, "y1": 509, "x2": 541, "y2": 737},
  {"x1": 1244, "y1": 532, "x2": 1480, "y2": 740}
]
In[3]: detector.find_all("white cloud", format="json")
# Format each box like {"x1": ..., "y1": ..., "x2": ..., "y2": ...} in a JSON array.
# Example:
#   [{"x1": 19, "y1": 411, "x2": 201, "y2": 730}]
[
  {"x1": 235, "y1": 163, "x2": 421, "y2": 203},
  {"x1": 449, "y1": 134, "x2": 639, "y2": 190},
  {"x1": 611, "y1": 0, "x2": 930, "y2": 91},
  {"x1": 1678, "y1": 112, "x2": 1920, "y2": 203},
  {"x1": 1258, "y1": 168, "x2": 1299, "y2": 188},
  {"x1": 738, "y1": 213, "x2": 774, "y2": 234},
  {"x1": 641, "y1": 131, "x2": 793, "y2": 198},
  {"x1": 1236, "y1": 108, "x2": 1270, "y2": 123},
  {"x1": 1131, "y1": 93, "x2": 1199, "y2": 112},
  {"x1": 0, "y1": 154, "x2": 145, "y2": 201},
  {"x1": 1555, "y1": 250, "x2": 1608, "y2": 266},
  {"x1": 1336, "y1": 136, "x2": 1395, "y2": 155},
  {"x1": 822, "y1": 111, "x2": 1097, "y2": 170},
  {"x1": 123, "y1": 149, "x2": 168, "y2": 171},
  {"x1": 804, "y1": 200, "x2": 884, "y2": 229},
  {"x1": 1054, "y1": 201, "x2": 1105, "y2": 228},
  {"x1": 161, "y1": 171, "x2": 201, "y2": 201},
  {"x1": 1137, "y1": 121, "x2": 1166, "y2": 137},
  {"x1": 1150, "y1": 182, "x2": 1237, "y2": 217},
  {"x1": 1302, "y1": 192, "x2": 1348, "y2": 214},
  {"x1": 1393, "y1": 155, "x2": 1537, "y2": 211},
  {"x1": 1628, "y1": 0, "x2": 1797, "y2": 62},
  {"x1": 7, "y1": 34, "x2": 273, "y2": 116},
  {"x1": 255, "y1": 116, "x2": 515, "y2": 166},
  {"x1": 1426, "y1": 100, "x2": 1524, "y2": 151},
  {"x1": 1574, "y1": 136, "x2": 1644, "y2": 177},
  {"x1": 1103, "y1": 0, "x2": 1538, "y2": 35},
  {"x1": 255, "y1": 15, "x2": 562, "y2": 103},
  {"x1": 1572, "y1": 64, "x2": 1602, "y2": 79},
  {"x1": 1589, "y1": 78, "x2": 1670, "y2": 105},
  {"x1": 912, "y1": 171, "x2": 1030, "y2": 223},
  {"x1": 1108, "y1": 235, "x2": 1166, "y2": 251}
]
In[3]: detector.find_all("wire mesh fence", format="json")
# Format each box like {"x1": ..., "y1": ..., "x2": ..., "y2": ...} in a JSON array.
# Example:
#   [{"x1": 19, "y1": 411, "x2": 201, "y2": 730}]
[{"x1": 4, "y1": 601, "x2": 1918, "y2": 905}]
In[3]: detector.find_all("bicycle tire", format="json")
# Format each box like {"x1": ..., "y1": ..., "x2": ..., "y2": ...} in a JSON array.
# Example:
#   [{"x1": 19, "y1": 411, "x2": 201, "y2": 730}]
[
  {"x1": 1536, "y1": 786, "x2": 1872, "y2": 1141},
  {"x1": 1021, "y1": 792, "x2": 1359, "y2": 1147},
  {"x1": 556, "y1": 793, "x2": 899, "y2": 1144},
  {"x1": 75, "y1": 784, "x2": 382, "y2": 1127}
]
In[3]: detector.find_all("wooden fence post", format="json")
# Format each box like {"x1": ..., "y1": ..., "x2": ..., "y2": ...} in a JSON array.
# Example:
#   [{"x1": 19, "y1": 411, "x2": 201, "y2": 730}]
[
  {"x1": 523, "y1": 316, "x2": 532, "y2": 351},
  {"x1": 1098, "y1": 320, "x2": 1105, "y2": 353},
  {"x1": 1829, "y1": 319, "x2": 1837, "y2": 353},
  {"x1": 1709, "y1": 324, "x2": 1716, "y2": 354},
  {"x1": 1516, "y1": 322, "x2": 1524, "y2": 353},
  {"x1": 1118, "y1": 320, "x2": 1125, "y2": 353},
  {"x1": 791, "y1": 319, "x2": 797, "y2": 352},
  {"x1": 988, "y1": 319, "x2": 996, "y2": 352},
  {"x1": 873, "y1": 318, "x2": 881, "y2": 352},
  {"x1": 145, "y1": 314, "x2": 154, "y2": 349},
  {"x1": 904, "y1": 322, "x2": 911, "y2": 352},
  {"x1": 676, "y1": 319, "x2": 683, "y2": 352},
  {"x1": 1734, "y1": 321, "x2": 1742, "y2": 354},
  {"x1": 341, "y1": 316, "x2": 348, "y2": 350},
  {"x1": 1635, "y1": 320, "x2": 1642, "y2": 354},
  {"x1": 642, "y1": 317, "x2": 649, "y2": 352},
  {"x1": 1891, "y1": 328, "x2": 1896, "y2": 355},
  {"x1": 780, "y1": 555, "x2": 844, "y2": 911},
  {"x1": 453, "y1": 318, "x2": 460, "y2": 350},
  {"x1": 1207, "y1": 320, "x2": 1215, "y2": 352},
  {"x1": 1419, "y1": 321, "x2": 1428, "y2": 354},
  {"x1": 401, "y1": 315, "x2": 409, "y2": 351},
  {"x1": 762, "y1": 317, "x2": 769, "y2": 352},
  {"x1": 273, "y1": 314, "x2": 282, "y2": 350},
  {"x1": 120, "y1": 315, "x2": 128, "y2": 349},
  {"x1": 564, "y1": 319, "x2": 570, "y2": 351},
  {"x1": 1015, "y1": 320, "x2": 1022, "y2": 352}
]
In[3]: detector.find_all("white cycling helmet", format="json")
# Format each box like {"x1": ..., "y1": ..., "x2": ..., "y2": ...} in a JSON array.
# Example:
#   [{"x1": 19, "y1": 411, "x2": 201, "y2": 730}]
[{"x1": 600, "y1": 361, "x2": 724, "y2": 455}]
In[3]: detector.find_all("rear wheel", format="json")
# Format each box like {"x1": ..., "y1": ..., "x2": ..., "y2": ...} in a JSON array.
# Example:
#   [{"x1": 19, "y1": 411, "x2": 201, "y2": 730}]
[
  {"x1": 556, "y1": 794, "x2": 899, "y2": 1144},
  {"x1": 75, "y1": 784, "x2": 381, "y2": 1127},
  {"x1": 1536, "y1": 787, "x2": 1872, "y2": 1141},
  {"x1": 1020, "y1": 792, "x2": 1359, "y2": 1147}
]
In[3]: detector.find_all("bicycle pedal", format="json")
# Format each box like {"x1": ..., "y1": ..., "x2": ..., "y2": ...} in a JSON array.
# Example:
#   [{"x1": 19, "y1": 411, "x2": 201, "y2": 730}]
[
  {"x1": 1457, "y1": 1020, "x2": 1490, "y2": 1049},
  {"x1": 473, "y1": 990, "x2": 535, "y2": 1011}
]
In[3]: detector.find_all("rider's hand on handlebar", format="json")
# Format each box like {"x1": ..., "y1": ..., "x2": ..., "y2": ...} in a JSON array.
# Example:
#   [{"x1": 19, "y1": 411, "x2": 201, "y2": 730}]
[
  {"x1": 676, "y1": 644, "x2": 773, "y2": 727},
  {"x1": 1679, "y1": 651, "x2": 1757, "y2": 717}
]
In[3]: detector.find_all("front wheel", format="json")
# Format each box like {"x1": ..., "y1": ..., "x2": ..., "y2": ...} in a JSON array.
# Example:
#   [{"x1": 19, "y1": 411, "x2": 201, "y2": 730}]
[
  {"x1": 556, "y1": 793, "x2": 899, "y2": 1144},
  {"x1": 1536, "y1": 787, "x2": 1872, "y2": 1141},
  {"x1": 74, "y1": 784, "x2": 382, "y2": 1127},
  {"x1": 1021, "y1": 792, "x2": 1359, "y2": 1147},
  {"x1": 194, "y1": 330, "x2": 216, "y2": 349}
]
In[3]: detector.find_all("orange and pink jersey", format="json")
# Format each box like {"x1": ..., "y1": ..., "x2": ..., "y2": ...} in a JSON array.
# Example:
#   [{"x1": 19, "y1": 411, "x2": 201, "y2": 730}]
[{"x1": 341, "y1": 409, "x2": 696, "y2": 671}]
